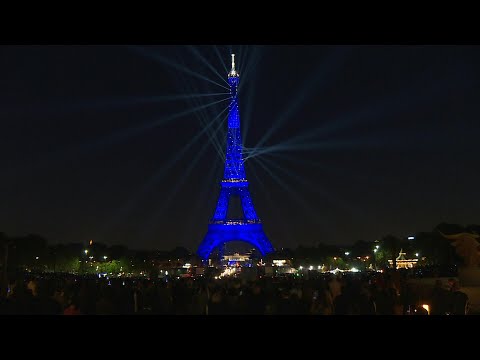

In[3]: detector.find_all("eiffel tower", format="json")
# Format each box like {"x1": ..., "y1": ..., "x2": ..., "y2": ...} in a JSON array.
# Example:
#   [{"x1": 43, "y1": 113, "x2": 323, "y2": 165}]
[{"x1": 197, "y1": 54, "x2": 274, "y2": 260}]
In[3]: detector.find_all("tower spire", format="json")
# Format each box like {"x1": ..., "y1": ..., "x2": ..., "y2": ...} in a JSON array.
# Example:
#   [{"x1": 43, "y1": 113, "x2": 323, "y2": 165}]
[{"x1": 228, "y1": 53, "x2": 239, "y2": 78}]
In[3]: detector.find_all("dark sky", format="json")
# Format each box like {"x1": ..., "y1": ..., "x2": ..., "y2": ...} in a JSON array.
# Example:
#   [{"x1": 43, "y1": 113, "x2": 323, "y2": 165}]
[{"x1": 1, "y1": 45, "x2": 480, "y2": 251}]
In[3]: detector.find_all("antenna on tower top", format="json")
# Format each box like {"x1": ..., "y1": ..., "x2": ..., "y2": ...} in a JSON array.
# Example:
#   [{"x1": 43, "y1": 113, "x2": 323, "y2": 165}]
[{"x1": 228, "y1": 53, "x2": 239, "y2": 78}]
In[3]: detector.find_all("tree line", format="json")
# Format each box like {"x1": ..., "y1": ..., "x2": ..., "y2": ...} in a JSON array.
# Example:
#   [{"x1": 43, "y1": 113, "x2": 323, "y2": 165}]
[{"x1": 1, "y1": 222, "x2": 477, "y2": 274}]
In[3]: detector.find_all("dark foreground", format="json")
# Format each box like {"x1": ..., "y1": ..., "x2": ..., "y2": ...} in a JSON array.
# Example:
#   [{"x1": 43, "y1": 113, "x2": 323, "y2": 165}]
[{"x1": 0, "y1": 269, "x2": 469, "y2": 315}]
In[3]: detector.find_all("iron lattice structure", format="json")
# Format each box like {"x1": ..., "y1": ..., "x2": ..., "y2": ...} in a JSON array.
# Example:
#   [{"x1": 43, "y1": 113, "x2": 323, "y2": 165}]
[{"x1": 197, "y1": 54, "x2": 274, "y2": 260}]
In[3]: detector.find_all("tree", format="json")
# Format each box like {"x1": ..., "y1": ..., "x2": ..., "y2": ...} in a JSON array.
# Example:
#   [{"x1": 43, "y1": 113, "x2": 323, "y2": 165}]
[
  {"x1": 350, "y1": 240, "x2": 373, "y2": 257},
  {"x1": 170, "y1": 246, "x2": 191, "y2": 260},
  {"x1": 55, "y1": 257, "x2": 81, "y2": 273},
  {"x1": 381, "y1": 235, "x2": 402, "y2": 269}
]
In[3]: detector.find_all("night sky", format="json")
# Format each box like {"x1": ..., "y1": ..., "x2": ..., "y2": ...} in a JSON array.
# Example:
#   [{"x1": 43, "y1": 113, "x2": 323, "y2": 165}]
[{"x1": 1, "y1": 45, "x2": 480, "y2": 251}]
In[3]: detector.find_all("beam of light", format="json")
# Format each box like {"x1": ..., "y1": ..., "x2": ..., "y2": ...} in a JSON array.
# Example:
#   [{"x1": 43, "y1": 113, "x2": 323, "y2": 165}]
[
  {"x1": 98, "y1": 104, "x2": 230, "y2": 235},
  {"x1": 254, "y1": 46, "x2": 356, "y2": 149},
  {"x1": 236, "y1": 45, "x2": 260, "y2": 91},
  {"x1": 243, "y1": 143, "x2": 289, "y2": 160},
  {"x1": 251, "y1": 156, "x2": 326, "y2": 223},
  {"x1": 258, "y1": 154, "x2": 360, "y2": 215},
  {"x1": 245, "y1": 136, "x2": 390, "y2": 160},
  {"x1": 262, "y1": 151, "x2": 396, "y2": 188},
  {"x1": 236, "y1": 45, "x2": 247, "y2": 77},
  {"x1": 179, "y1": 147, "x2": 222, "y2": 245},
  {"x1": 4, "y1": 95, "x2": 230, "y2": 184},
  {"x1": 274, "y1": 63, "x2": 477, "y2": 150},
  {"x1": 138, "y1": 114, "x2": 227, "y2": 239},
  {"x1": 248, "y1": 143, "x2": 400, "y2": 190},
  {"x1": 247, "y1": 157, "x2": 267, "y2": 195},
  {"x1": 247, "y1": 138, "x2": 384, "y2": 156},
  {"x1": 253, "y1": 154, "x2": 363, "y2": 238},
  {"x1": 214, "y1": 45, "x2": 228, "y2": 74},
  {"x1": 247, "y1": 156, "x2": 287, "y2": 229},
  {"x1": 127, "y1": 45, "x2": 230, "y2": 91},
  {"x1": 243, "y1": 70, "x2": 477, "y2": 162},
  {"x1": 253, "y1": 151, "x2": 372, "y2": 246},
  {"x1": 200, "y1": 110, "x2": 228, "y2": 160},
  {"x1": 172, "y1": 63, "x2": 227, "y2": 160},
  {"x1": 263, "y1": 150, "x2": 326, "y2": 168},
  {"x1": 75, "y1": 96, "x2": 230, "y2": 153},
  {"x1": 0, "y1": 92, "x2": 231, "y2": 117},
  {"x1": 175, "y1": 69, "x2": 226, "y2": 160},
  {"x1": 246, "y1": 136, "x2": 413, "y2": 158},
  {"x1": 252, "y1": 156, "x2": 310, "y2": 211},
  {"x1": 246, "y1": 156, "x2": 289, "y2": 239},
  {"x1": 187, "y1": 45, "x2": 230, "y2": 87},
  {"x1": 173, "y1": 73, "x2": 225, "y2": 161},
  {"x1": 255, "y1": 150, "x2": 395, "y2": 232},
  {"x1": 238, "y1": 45, "x2": 263, "y2": 93},
  {"x1": 241, "y1": 47, "x2": 264, "y2": 141},
  {"x1": 241, "y1": 74, "x2": 256, "y2": 142}
]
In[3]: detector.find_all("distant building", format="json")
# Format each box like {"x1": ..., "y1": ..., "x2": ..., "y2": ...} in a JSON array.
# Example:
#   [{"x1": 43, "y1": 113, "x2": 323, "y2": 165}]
[
  {"x1": 388, "y1": 249, "x2": 418, "y2": 269},
  {"x1": 222, "y1": 252, "x2": 252, "y2": 267}
]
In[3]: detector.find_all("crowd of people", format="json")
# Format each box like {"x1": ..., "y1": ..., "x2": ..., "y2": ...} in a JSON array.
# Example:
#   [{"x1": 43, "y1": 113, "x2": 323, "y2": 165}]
[{"x1": 0, "y1": 269, "x2": 469, "y2": 315}]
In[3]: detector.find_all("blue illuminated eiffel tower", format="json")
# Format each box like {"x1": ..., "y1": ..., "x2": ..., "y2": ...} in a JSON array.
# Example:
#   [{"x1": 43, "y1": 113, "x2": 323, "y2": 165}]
[{"x1": 197, "y1": 54, "x2": 274, "y2": 260}]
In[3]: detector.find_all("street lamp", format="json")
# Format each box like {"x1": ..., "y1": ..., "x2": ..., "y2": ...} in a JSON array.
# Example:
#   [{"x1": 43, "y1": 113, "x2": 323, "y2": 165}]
[
  {"x1": 103, "y1": 256, "x2": 108, "y2": 260},
  {"x1": 84, "y1": 249, "x2": 88, "y2": 255},
  {"x1": 344, "y1": 252, "x2": 350, "y2": 256}
]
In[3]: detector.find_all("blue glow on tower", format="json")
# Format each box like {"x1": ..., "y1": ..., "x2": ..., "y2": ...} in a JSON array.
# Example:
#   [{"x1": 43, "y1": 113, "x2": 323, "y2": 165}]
[
  {"x1": 197, "y1": 54, "x2": 274, "y2": 260},
  {"x1": 224, "y1": 54, "x2": 245, "y2": 180}
]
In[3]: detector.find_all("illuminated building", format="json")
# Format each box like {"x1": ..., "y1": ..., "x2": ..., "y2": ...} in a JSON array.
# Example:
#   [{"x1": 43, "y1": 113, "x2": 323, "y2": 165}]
[
  {"x1": 388, "y1": 249, "x2": 419, "y2": 269},
  {"x1": 222, "y1": 252, "x2": 251, "y2": 267},
  {"x1": 197, "y1": 54, "x2": 274, "y2": 260},
  {"x1": 273, "y1": 259, "x2": 287, "y2": 266}
]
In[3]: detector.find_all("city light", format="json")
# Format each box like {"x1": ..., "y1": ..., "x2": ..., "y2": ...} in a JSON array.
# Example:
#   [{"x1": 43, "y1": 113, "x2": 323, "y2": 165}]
[
  {"x1": 408, "y1": 236, "x2": 415, "y2": 240},
  {"x1": 84, "y1": 250, "x2": 88, "y2": 255},
  {"x1": 415, "y1": 253, "x2": 419, "y2": 257},
  {"x1": 374, "y1": 249, "x2": 377, "y2": 253},
  {"x1": 345, "y1": 252, "x2": 350, "y2": 256},
  {"x1": 375, "y1": 245, "x2": 379, "y2": 249},
  {"x1": 35, "y1": 256, "x2": 39, "y2": 260},
  {"x1": 422, "y1": 304, "x2": 430, "y2": 314},
  {"x1": 103, "y1": 256, "x2": 108, "y2": 260}
]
